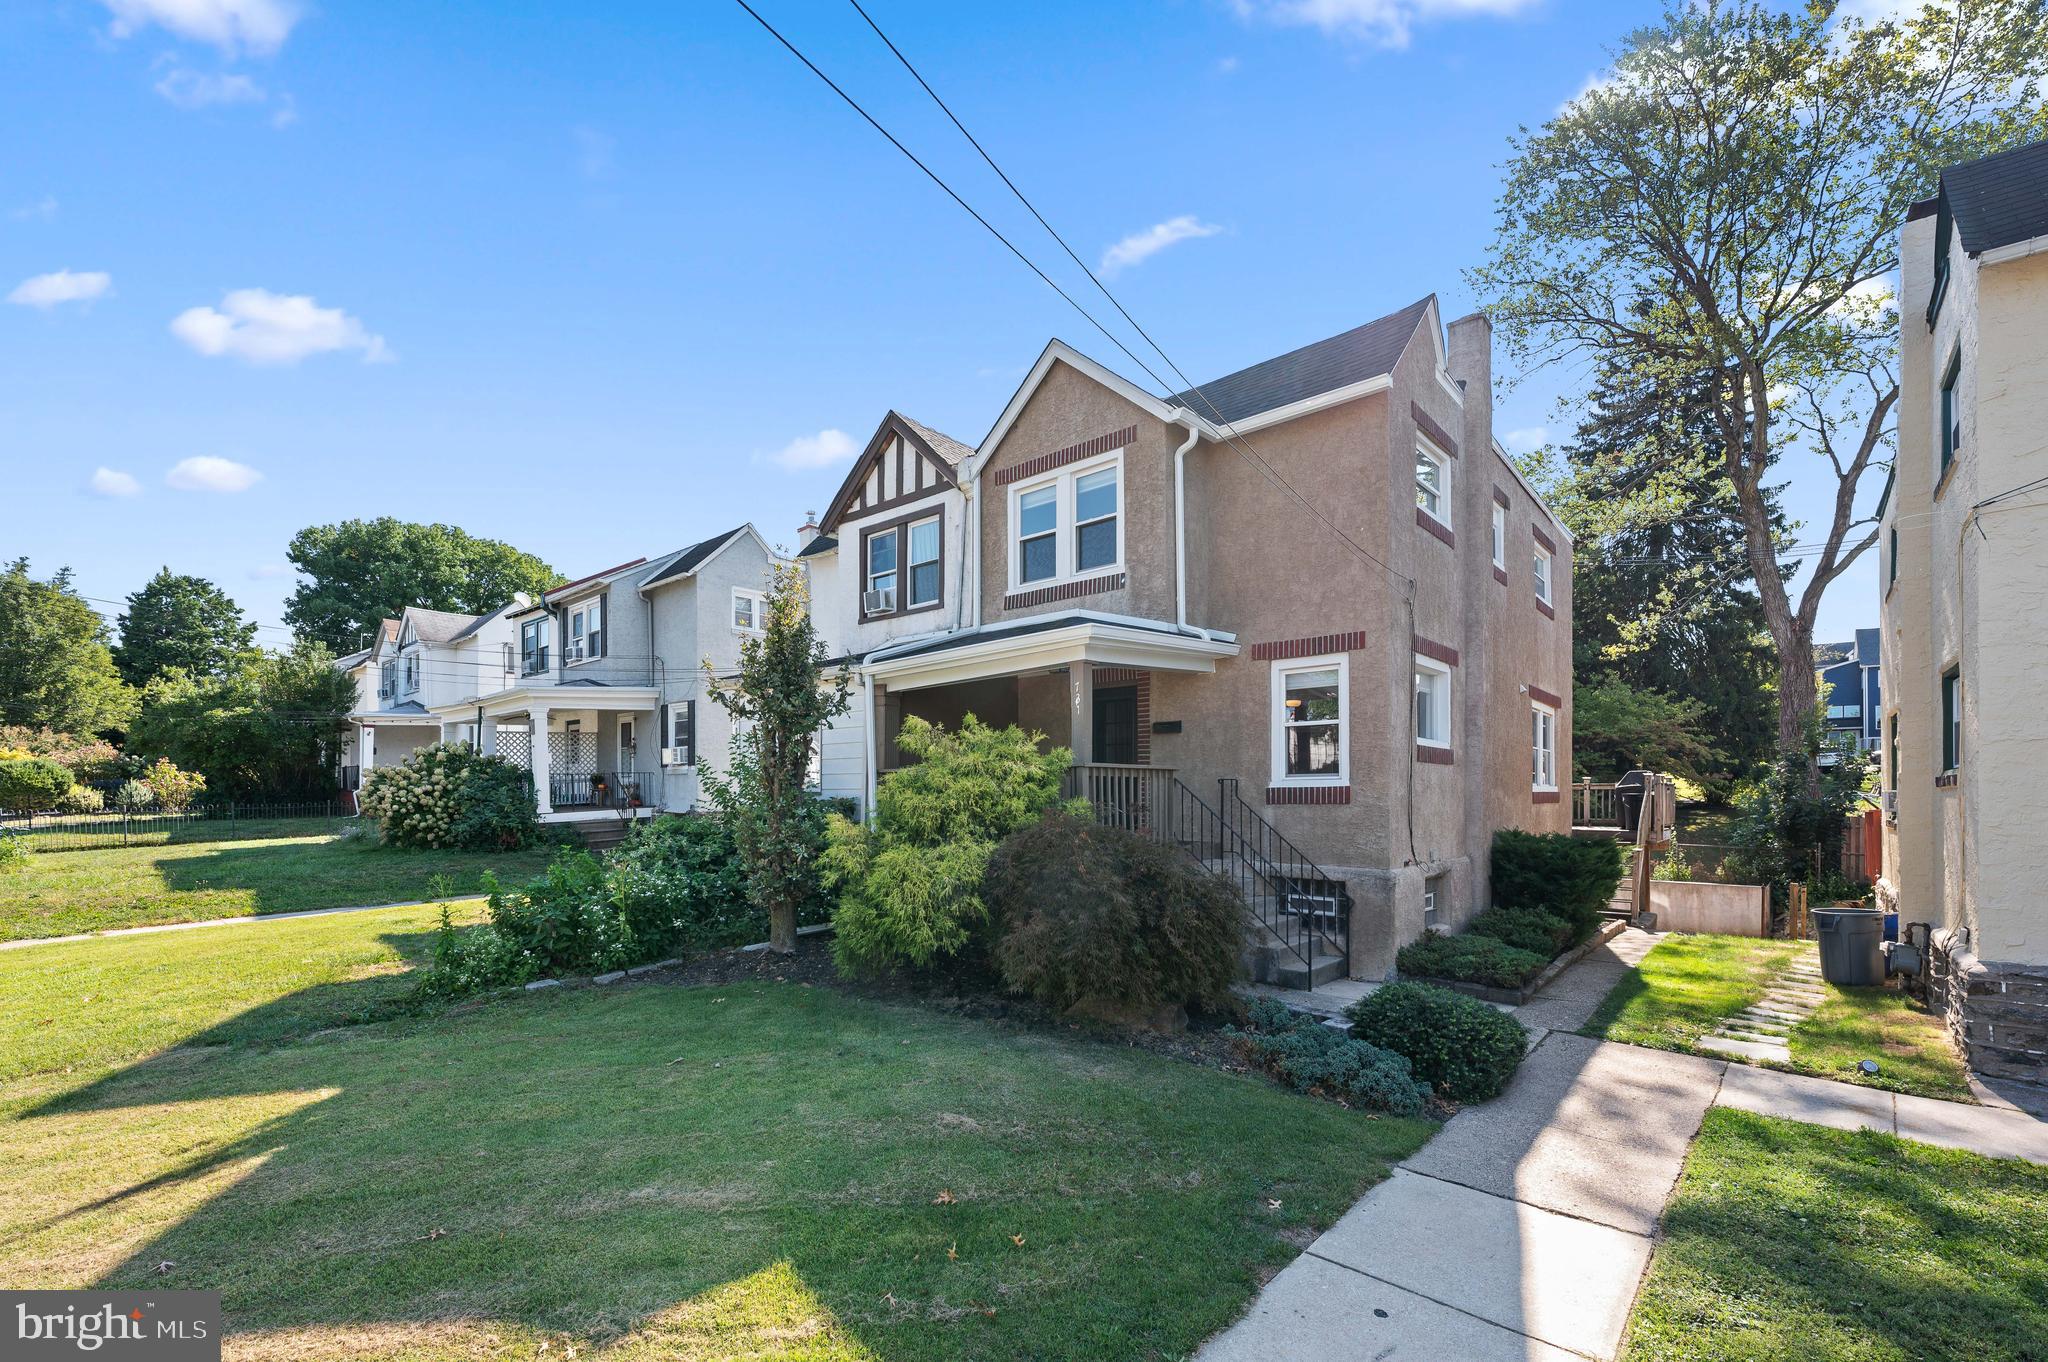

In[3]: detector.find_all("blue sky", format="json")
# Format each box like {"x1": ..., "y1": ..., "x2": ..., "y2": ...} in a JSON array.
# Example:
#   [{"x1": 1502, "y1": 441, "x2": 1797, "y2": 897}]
[{"x1": 3, "y1": 0, "x2": 1882, "y2": 651}]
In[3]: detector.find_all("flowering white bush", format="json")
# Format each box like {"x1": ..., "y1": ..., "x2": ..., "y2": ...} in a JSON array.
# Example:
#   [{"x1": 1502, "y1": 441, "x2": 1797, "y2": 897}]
[{"x1": 358, "y1": 742, "x2": 538, "y2": 850}]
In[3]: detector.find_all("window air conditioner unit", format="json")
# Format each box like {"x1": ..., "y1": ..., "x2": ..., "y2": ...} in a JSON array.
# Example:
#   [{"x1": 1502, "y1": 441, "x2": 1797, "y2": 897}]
[
  {"x1": 659, "y1": 747, "x2": 680, "y2": 767},
  {"x1": 863, "y1": 587, "x2": 896, "y2": 615}
]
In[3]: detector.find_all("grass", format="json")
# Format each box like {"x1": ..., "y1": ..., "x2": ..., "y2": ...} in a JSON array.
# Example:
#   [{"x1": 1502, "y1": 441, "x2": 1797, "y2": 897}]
[
  {"x1": 0, "y1": 831, "x2": 558, "y2": 940},
  {"x1": 1584, "y1": 933, "x2": 1974, "y2": 1102},
  {"x1": 0, "y1": 906, "x2": 1433, "y2": 1361},
  {"x1": 1621, "y1": 1107, "x2": 2048, "y2": 1362}
]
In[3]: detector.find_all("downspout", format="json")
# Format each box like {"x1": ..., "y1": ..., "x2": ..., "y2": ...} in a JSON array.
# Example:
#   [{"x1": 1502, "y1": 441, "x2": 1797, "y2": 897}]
[{"x1": 1171, "y1": 412, "x2": 1217, "y2": 641}]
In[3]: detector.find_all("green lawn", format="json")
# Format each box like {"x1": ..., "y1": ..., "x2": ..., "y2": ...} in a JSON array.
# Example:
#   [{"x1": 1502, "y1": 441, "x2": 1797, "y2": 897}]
[
  {"x1": 1583, "y1": 934, "x2": 1973, "y2": 1101},
  {"x1": 1622, "y1": 1108, "x2": 2048, "y2": 1362},
  {"x1": 0, "y1": 831, "x2": 557, "y2": 940},
  {"x1": 0, "y1": 905, "x2": 1432, "y2": 1361}
]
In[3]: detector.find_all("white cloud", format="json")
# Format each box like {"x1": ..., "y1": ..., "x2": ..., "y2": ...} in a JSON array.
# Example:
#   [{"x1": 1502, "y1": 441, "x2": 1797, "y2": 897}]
[
  {"x1": 765, "y1": 429, "x2": 858, "y2": 471},
  {"x1": 1216, "y1": 55, "x2": 1242, "y2": 74},
  {"x1": 1558, "y1": 68, "x2": 1617, "y2": 114},
  {"x1": 99, "y1": 0, "x2": 300, "y2": 57},
  {"x1": 166, "y1": 455, "x2": 263, "y2": 492},
  {"x1": 1501, "y1": 426, "x2": 1549, "y2": 454},
  {"x1": 154, "y1": 65, "x2": 267, "y2": 109},
  {"x1": 8, "y1": 269, "x2": 113, "y2": 309},
  {"x1": 1099, "y1": 216, "x2": 1224, "y2": 278},
  {"x1": 88, "y1": 467, "x2": 142, "y2": 497},
  {"x1": 10, "y1": 196, "x2": 58, "y2": 222},
  {"x1": 1230, "y1": 0, "x2": 1540, "y2": 49},
  {"x1": 170, "y1": 289, "x2": 391, "y2": 365},
  {"x1": 250, "y1": 562, "x2": 292, "y2": 579}
]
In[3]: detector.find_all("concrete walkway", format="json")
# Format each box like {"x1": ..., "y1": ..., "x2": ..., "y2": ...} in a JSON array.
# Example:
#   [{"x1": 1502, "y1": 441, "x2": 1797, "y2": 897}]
[
  {"x1": 1201, "y1": 930, "x2": 2048, "y2": 1361},
  {"x1": 0, "y1": 895, "x2": 484, "y2": 952}
]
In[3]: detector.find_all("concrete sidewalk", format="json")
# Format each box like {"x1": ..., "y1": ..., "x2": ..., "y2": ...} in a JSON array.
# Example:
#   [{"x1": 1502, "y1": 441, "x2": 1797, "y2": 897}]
[{"x1": 0, "y1": 895, "x2": 484, "y2": 952}]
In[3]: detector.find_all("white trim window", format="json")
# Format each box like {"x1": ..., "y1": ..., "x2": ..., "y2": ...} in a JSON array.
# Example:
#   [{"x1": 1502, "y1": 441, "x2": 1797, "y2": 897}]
[
  {"x1": 565, "y1": 598, "x2": 603, "y2": 663},
  {"x1": 905, "y1": 515, "x2": 941, "y2": 607},
  {"x1": 732, "y1": 587, "x2": 765, "y2": 633},
  {"x1": 1271, "y1": 655, "x2": 1347, "y2": 785},
  {"x1": 1533, "y1": 543, "x2": 1554, "y2": 605},
  {"x1": 866, "y1": 530, "x2": 899, "y2": 610},
  {"x1": 1491, "y1": 501, "x2": 1507, "y2": 570},
  {"x1": 519, "y1": 618, "x2": 549, "y2": 675},
  {"x1": 1008, "y1": 451, "x2": 1124, "y2": 590},
  {"x1": 403, "y1": 652, "x2": 420, "y2": 693},
  {"x1": 1531, "y1": 701, "x2": 1558, "y2": 790},
  {"x1": 1415, "y1": 437, "x2": 1449, "y2": 524},
  {"x1": 379, "y1": 660, "x2": 396, "y2": 699},
  {"x1": 1414, "y1": 655, "x2": 1452, "y2": 747}
]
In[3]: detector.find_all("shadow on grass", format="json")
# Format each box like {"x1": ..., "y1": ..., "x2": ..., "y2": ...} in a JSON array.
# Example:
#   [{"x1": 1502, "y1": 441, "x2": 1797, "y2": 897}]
[
  {"x1": 151, "y1": 836, "x2": 535, "y2": 917},
  {"x1": 9, "y1": 948, "x2": 1428, "y2": 1361}
]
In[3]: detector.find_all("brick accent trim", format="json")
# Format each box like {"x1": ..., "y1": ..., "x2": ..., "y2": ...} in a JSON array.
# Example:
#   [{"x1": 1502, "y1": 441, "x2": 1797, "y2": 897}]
[
  {"x1": 1536, "y1": 598, "x2": 1556, "y2": 620},
  {"x1": 1492, "y1": 485, "x2": 1511, "y2": 507},
  {"x1": 1413, "y1": 635, "x2": 1460, "y2": 667},
  {"x1": 1416, "y1": 506, "x2": 1456, "y2": 547},
  {"x1": 1003, "y1": 572, "x2": 1125, "y2": 610},
  {"x1": 1527, "y1": 684, "x2": 1563, "y2": 708},
  {"x1": 1492, "y1": 566, "x2": 1510, "y2": 586},
  {"x1": 992, "y1": 425, "x2": 1137, "y2": 486},
  {"x1": 1532, "y1": 789, "x2": 1561, "y2": 804},
  {"x1": 1416, "y1": 745, "x2": 1455, "y2": 766},
  {"x1": 1532, "y1": 524, "x2": 1557, "y2": 554},
  {"x1": 1091, "y1": 667, "x2": 1151, "y2": 767},
  {"x1": 1251, "y1": 631, "x2": 1370, "y2": 661},
  {"x1": 1266, "y1": 785, "x2": 1351, "y2": 806},
  {"x1": 1412, "y1": 403, "x2": 1459, "y2": 457}
]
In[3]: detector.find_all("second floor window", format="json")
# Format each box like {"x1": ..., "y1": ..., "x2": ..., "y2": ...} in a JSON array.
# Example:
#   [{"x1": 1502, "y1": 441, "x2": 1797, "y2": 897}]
[
  {"x1": 862, "y1": 516, "x2": 943, "y2": 614},
  {"x1": 403, "y1": 653, "x2": 419, "y2": 692},
  {"x1": 733, "y1": 588, "x2": 764, "y2": 632},
  {"x1": 1533, "y1": 543, "x2": 1554, "y2": 605},
  {"x1": 1416, "y1": 439, "x2": 1448, "y2": 523},
  {"x1": 520, "y1": 619, "x2": 548, "y2": 674},
  {"x1": 379, "y1": 661, "x2": 395, "y2": 698},
  {"x1": 1011, "y1": 455, "x2": 1123, "y2": 590},
  {"x1": 1942, "y1": 667, "x2": 1962, "y2": 771},
  {"x1": 1491, "y1": 501, "x2": 1506, "y2": 570},
  {"x1": 1939, "y1": 352, "x2": 1962, "y2": 478},
  {"x1": 566, "y1": 599, "x2": 602, "y2": 662}
]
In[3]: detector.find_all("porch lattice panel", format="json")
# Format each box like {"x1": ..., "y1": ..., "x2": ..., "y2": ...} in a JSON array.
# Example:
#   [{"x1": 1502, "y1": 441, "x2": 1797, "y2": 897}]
[
  {"x1": 494, "y1": 729, "x2": 531, "y2": 769},
  {"x1": 549, "y1": 730, "x2": 597, "y2": 777}
]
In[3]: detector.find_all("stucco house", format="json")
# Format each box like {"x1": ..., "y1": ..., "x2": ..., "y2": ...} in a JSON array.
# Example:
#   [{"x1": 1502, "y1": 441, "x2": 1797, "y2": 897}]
[
  {"x1": 1880, "y1": 137, "x2": 2048, "y2": 1085},
  {"x1": 423, "y1": 524, "x2": 788, "y2": 836},
  {"x1": 341, "y1": 606, "x2": 523, "y2": 787},
  {"x1": 804, "y1": 297, "x2": 1574, "y2": 985}
]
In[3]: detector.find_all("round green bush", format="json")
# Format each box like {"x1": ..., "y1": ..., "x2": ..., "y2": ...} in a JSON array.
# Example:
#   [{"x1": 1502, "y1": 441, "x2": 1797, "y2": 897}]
[
  {"x1": 1233, "y1": 998, "x2": 1431, "y2": 1115},
  {"x1": 0, "y1": 758, "x2": 75, "y2": 814},
  {"x1": 53, "y1": 784, "x2": 105, "y2": 814},
  {"x1": 1395, "y1": 930, "x2": 1548, "y2": 988},
  {"x1": 606, "y1": 814, "x2": 757, "y2": 955},
  {"x1": 1491, "y1": 829, "x2": 1627, "y2": 940},
  {"x1": 1347, "y1": 981, "x2": 1528, "y2": 1103},
  {"x1": 359, "y1": 743, "x2": 539, "y2": 850},
  {"x1": 984, "y1": 812, "x2": 1245, "y2": 1016}
]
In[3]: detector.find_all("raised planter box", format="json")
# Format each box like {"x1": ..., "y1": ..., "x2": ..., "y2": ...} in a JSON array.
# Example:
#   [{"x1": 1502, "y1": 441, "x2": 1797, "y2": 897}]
[{"x1": 1404, "y1": 918, "x2": 1630, "y2": 1007}]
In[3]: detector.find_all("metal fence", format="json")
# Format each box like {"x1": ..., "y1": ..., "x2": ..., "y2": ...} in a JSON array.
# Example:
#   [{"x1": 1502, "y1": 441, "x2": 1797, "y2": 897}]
[{"x1": 0, "y1": 801, "x2": 351, "y2": 853}]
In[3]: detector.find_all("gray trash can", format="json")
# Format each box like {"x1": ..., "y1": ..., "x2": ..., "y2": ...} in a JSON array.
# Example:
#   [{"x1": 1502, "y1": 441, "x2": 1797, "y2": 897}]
[{"x1": 1814, "y1": 906, "x2": 1884, "y2": 987}]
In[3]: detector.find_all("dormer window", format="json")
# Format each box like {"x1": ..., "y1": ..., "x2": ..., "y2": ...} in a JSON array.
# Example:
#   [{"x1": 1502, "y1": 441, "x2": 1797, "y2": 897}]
[{"x1": 1009, "y1": 452, "x2": 1123, "y2": 591}]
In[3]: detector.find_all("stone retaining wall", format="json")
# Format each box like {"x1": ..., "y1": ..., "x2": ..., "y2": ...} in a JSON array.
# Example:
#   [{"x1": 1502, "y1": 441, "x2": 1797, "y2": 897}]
[{"x1": 1930, "y1": 927, "x2": 2048, "y2": 1086}]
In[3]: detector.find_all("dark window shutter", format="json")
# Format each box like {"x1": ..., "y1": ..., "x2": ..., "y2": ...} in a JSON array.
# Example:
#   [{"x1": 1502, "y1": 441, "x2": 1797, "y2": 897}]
[
  {"x1": 683, "y1": 701, "x2": 697, "y2": 767},
  {"x1": 659, "y1": 703, "x2": 670, "y2": 762}
]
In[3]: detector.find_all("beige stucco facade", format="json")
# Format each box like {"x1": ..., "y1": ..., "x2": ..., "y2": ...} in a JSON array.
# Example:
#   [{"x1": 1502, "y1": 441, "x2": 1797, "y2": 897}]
[
  {"x1": 812, "y1": 301, "x2": 1574, "y2": 981},
  {"x1": 1882, "y1": 205, "x2": 2048, "y2": 1081}
]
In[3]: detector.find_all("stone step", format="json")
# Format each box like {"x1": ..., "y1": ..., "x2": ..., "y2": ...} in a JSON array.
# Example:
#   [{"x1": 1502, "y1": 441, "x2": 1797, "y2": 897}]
[
  {"x1": 1274, "y1": 953, "x2": 1350, "y2": 990},
  {"x1": 1700, "y1": 1035, "x2": 1791, "y2": 1061}
]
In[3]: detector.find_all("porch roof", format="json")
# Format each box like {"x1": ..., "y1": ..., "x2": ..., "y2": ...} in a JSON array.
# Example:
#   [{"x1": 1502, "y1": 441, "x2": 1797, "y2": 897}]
[
  {"x1": 348, "y1": 702, "x2": 436, "y2": 724},
  {"x1": 430, "y1": 681, "x2": 660, "y2": 721},
  {"x1": 865, "y1": 614, "x2": 1237, "y2": 691}
]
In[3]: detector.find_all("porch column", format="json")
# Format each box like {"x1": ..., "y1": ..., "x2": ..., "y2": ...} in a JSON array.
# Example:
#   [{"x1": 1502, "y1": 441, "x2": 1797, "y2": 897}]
[
  {"x1": 1068, "y1": 663, "x2": 1094, "y2": 764},
  {"x1": 362, "y1": 726, "x2": 376, "y2": 772},
  {"x1": 530, "y1": 705, "x2": 553, "y2": 815},
  {"x1": 479, "y1": 716, "x2": 498, "y2": 757}
]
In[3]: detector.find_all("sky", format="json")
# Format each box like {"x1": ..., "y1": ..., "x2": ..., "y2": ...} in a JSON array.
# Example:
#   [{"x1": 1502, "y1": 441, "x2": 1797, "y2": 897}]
[{"x1": 3, "y1": 0, "x2": 1892, "y2": 652}]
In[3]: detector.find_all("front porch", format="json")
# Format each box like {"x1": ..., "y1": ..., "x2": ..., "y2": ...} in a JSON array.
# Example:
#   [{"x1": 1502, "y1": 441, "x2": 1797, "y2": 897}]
[{"x1": 432, "y1": 684, "x2": 668, "y2": 820}]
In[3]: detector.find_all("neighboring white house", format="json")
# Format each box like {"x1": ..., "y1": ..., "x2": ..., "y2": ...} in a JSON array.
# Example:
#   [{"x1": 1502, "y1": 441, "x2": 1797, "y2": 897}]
[
  {"x1": 1881, "y1": 137, "x2": 2048, "y2": 1085},
  {"x1": 426, "y1": 524, "x2": 789, "y2": 830},
  {"x1": 342, "y1": 604, "x2": 523, "y2": 785}
]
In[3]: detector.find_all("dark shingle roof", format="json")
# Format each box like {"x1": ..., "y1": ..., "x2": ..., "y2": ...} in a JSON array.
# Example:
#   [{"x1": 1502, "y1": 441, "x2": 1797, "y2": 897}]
[
  {"x1": 1943, "y1": 138, "x2": 2048, "y2": 254},
  {"x1": 796, "y1": 533, "x2": 838, "y2": 559},
  {"x1": 640, "y1": 526, "x2": 751, "y2": 589},
  {"x1": 897, "y1": 413, "x2": 972, "y2": 466},
  {"x1": 1164, "y1": 297, "x2": 1434, "y2": 427}
]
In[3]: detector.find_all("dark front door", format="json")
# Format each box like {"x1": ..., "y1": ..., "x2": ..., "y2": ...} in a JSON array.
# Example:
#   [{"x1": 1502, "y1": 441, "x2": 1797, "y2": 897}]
[{"x1": 1092, "y1": 685, "x2": 1138, "y2": 765}]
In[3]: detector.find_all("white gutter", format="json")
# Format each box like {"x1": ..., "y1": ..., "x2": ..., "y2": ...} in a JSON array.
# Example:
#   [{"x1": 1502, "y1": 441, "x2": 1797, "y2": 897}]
[{"x1": 862, "y1": 668, "x2": 879, "y2": 822}]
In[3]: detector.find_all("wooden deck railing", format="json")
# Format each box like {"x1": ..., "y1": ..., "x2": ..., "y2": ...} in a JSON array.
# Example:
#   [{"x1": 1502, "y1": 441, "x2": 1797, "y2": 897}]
[{"x1": 1064, "y1": 763, "x2": 1179, "y2": 836}]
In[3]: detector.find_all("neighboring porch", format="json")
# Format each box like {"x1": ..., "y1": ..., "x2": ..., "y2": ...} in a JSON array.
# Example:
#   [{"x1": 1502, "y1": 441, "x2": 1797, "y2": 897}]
[
  {"x1": 433, "y1": 685, "x2": 667, "y2": 822},
  {"x1": 348, "y1": 707, "x2": 440, "y2": 786}
]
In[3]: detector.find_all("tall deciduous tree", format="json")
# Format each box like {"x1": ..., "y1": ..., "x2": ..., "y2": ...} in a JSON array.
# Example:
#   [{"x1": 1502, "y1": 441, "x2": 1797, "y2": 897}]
[
  {"x1": 703, "y1": 564, "x2": 853, "y2": 954},
  {"x1": 128, "y1": 642, "x2": 356, "y2": 799},
  {"x1": 1472, "y1": 0, "x2": 2048, "y2": 764},
  {"x1": 114, "y1": 568, "x2": 259, "y2": 687},
  {"x1": 283, "y1": 518, "x2": 561, "y2": 653},
  {"x1": 0, "y1": 559, "x2": 135, "y2": 735}
]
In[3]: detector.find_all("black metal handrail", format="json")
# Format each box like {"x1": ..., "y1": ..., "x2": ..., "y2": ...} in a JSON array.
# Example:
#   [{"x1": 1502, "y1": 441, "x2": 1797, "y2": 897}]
[
  {"x1": 1216, "y1": 777, "x2": 1352, "y2": 969},
  {"x1": 548, "y1": 769, "x2": 660, "y2": 811}
]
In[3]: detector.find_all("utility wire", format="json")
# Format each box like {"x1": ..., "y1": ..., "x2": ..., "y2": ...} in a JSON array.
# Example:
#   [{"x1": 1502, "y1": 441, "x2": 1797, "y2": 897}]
[{"x1": 842, "y1": 0, "x2": 1409, "y2": 591}]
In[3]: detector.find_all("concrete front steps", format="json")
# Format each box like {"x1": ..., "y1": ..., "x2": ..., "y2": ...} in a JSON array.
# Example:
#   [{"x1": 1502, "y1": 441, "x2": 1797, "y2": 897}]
[{"x1": 1247, "y1": 903, "x2": 1348, "y2": 990}]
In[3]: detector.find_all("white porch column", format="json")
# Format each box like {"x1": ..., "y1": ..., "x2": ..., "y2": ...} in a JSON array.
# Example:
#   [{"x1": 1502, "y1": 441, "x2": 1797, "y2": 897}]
[
  {"x1": 362, "y1": 726, "x2": 377, "y2": 772},
  {"x1": 530, "y1": 705, "x2": 553, "y2": 815},
  {"x1": 479, "y1": 716, "x2": 499, "y2": 757},
  {"x1": 1068, "y1": 663, "x2": 1094, "y2": 764}
]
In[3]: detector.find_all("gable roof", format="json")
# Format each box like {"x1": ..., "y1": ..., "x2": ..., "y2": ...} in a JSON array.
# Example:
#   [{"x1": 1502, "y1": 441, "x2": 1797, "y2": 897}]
[
  {"x1": 403, "y1": 607, "x2": 483, "y2": 644},
  {"x1": 640, "y1": 525, "x2": 754, "y2": 589},
  {"x1": 542, "y1": 558, "x2": 648, "y2": 605},
  {"x1": 1941, "y1": 137, "x2": 2048, "y2": 255},
  {"x1": 796, "y1": 533, "x2": 839, "y2": 559},
  {"x1": 1164, "y1": 297, "x2": 1434, "y2": 427},
  {"x1": 820, "y1": 411, "x2": 969, "y2": 533}
]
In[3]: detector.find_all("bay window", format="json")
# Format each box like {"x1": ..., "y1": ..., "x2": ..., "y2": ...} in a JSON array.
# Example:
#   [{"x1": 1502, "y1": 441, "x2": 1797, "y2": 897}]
[
  {"x1": 1009, "y1": 453, "x2": 1123, "y2": 590},
  {"x1": 1272, "y1": 656, "x2": 1347, "y2": 784},
  {"x1": 1531, "y1": 702, "x2": 1557, "y2": 790}
]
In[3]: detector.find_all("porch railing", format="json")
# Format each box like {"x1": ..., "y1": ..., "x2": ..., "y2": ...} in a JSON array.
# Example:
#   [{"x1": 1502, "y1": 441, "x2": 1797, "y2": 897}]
[
  {"x1": 546, "y1": 770, "x2": 661, "y2": 811},
  {"x1": 1573, "y1": 779, "x2": 1623, "y2": 829},
  {"x1": 1065, "y1": 763, "x2": 1178, "y2": 835}
]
